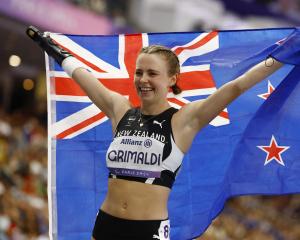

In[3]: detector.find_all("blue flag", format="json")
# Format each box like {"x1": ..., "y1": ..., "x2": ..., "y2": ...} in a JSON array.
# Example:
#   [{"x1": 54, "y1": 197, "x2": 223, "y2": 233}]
[{"x1": 46, "y1": 28, "x2": 300, "y2": 240}]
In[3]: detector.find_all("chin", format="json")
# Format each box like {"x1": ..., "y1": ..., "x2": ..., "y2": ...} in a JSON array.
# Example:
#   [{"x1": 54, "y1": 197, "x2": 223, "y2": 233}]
[
  {"x1": 140, "y1": 96, "x2": 153, "y2": 103},
  {"x1": 139, "y1": 95, "x2": 155, "y2": 104}
]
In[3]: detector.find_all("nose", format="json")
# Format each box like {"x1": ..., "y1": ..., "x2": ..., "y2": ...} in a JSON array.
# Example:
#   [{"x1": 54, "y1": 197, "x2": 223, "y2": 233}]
[{"x1": 139, "y1": 74, "x2": 149, "y2": 83}]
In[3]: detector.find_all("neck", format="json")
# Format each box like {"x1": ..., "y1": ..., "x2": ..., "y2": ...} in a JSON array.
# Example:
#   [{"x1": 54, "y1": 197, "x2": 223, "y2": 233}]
[{"x1": 140, "y1": 101, "x2": 171, "y2": 115}]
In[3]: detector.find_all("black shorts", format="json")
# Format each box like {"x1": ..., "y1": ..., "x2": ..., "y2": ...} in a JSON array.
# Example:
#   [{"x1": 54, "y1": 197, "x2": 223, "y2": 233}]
[{"x1": 92, "y1": 209, "x2": 170, "y2": 240}]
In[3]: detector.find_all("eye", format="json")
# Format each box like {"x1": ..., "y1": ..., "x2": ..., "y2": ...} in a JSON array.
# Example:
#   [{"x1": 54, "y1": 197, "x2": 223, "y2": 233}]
[
  {"x1": 135, "y1": 70, "x2": 142, "y2": 76},
  {"x1": 148, "y1": 71, "x2": 158, "y2": 77}
]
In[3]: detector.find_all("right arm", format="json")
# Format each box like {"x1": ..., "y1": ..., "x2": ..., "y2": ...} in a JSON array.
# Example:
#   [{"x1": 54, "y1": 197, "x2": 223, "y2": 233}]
[
  {"x1": 25, "y1": 26, "x2": 131, "y2": 131},
  {"x1": 72, "y1": 68, "x2": 131, "y2": 131}
]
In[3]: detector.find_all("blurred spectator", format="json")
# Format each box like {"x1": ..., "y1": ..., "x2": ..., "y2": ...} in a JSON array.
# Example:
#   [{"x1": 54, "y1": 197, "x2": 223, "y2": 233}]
[
  {"x1": 198, "y1": 195, "x2": 300, "y2": 240},
  {"x1": 0, "y1": 108, "x2": 48, "y2": 240}
]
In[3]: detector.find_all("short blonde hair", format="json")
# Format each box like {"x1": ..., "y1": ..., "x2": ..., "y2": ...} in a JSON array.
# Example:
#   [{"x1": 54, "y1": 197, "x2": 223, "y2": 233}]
[{"x1": 139, "y1": 45, "x2": 182, "y2": 94}]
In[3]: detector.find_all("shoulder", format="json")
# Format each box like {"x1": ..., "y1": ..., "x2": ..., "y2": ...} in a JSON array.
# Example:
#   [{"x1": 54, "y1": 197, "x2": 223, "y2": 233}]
[
  {"x1": 171, "y1": 103, "x2": 203, "y2": 153},
  {"x1": 172, "y1": 102, "x2": 200, "y2": 128}
]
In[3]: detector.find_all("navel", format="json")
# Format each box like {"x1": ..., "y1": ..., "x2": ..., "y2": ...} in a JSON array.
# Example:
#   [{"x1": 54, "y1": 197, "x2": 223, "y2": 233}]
[{"x1": 122, "y1": 202, "x2": 128, "y2": 210}]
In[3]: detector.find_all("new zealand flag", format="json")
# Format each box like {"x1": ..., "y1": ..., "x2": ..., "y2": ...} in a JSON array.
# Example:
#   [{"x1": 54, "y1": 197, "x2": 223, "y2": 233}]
[{"x1": 45, "y1": 28, "x2": 300, "y2": 240}]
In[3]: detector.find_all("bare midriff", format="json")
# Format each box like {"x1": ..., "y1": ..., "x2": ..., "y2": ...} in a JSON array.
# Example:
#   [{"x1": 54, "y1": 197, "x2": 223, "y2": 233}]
[{"x1": 101, "y1": 178, "x2": 170, "y2": 220}]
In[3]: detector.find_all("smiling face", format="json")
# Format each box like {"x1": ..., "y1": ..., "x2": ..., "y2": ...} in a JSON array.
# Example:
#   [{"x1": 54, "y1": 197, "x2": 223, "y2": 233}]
[{"x1": 134, "y1": 53, "x2": 176, "y2": 106}]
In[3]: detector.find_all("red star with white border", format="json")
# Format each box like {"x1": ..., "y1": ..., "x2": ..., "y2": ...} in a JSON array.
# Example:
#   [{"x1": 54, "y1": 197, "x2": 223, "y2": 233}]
[
  {"x1": 258, "y1": 80, "x2": 275, "y2": 100},
  {"x1": 257, "y1": 135, "x2": 290, "y2": 166}
]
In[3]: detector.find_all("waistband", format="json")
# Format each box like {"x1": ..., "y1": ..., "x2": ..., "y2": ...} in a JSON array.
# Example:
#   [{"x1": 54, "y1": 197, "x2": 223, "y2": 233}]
[
  {"x1": 93, "y1": 209, "x2": 170, "y2": 239},
  {"x1": 99, "y1": 209, "x2": 169, "y2": 223}
]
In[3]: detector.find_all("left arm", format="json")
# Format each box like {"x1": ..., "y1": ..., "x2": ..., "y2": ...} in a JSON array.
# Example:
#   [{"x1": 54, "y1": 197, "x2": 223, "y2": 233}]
[{"x1": 173, "y1": 57, "x2": 283, "y2": 152}]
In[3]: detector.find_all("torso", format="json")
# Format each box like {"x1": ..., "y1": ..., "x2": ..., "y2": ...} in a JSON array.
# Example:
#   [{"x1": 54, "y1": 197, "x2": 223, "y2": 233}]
[{"x1": 102, "y1": 107, "x2": 183, "y2": 220}]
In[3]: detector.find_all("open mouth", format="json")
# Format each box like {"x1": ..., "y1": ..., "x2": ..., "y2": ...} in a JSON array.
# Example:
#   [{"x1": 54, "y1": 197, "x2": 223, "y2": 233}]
[{"x1": 139, "y1": 87, "x2": 154, "y2": 93}]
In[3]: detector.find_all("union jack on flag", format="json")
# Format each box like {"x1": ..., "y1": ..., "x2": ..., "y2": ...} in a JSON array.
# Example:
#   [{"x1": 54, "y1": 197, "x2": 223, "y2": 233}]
[{"x1": 47, "y1": 31, "x2": 229, "y2": 139}]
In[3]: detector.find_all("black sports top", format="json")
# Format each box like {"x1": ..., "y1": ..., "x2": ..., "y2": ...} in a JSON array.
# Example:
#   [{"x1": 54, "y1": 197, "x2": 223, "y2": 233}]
[{"x1": 106, "y1": 107, "x2": 184, "y2": 188}]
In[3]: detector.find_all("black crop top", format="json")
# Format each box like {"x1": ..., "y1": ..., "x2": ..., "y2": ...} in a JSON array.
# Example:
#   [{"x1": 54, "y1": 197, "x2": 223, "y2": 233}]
[{"x1": 106, "y1": 107, "x2": 184, "y2": 188}]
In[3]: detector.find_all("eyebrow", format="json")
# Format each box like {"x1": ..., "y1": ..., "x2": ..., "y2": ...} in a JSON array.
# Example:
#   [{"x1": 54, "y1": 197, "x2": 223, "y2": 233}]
[{"x1": 135, "y1": 68, "x2": 160, "y2": 73}]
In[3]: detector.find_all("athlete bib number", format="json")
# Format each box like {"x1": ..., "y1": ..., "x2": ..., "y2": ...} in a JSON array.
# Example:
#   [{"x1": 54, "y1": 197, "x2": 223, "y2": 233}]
[{"x1": 158, "y1": 220, "x2": 170, "y2": 240}]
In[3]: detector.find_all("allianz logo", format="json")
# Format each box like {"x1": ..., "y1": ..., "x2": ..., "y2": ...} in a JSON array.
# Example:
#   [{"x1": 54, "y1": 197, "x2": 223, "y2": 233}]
[{"x1": 120, "y1": 138, "x2": 152, "y2": 148}]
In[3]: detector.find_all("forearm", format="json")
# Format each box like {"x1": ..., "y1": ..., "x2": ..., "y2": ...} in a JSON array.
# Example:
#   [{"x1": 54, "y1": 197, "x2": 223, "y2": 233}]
[
  {"x1": 71, "y1": 67, "x2": 115, "y2": 116},
  {"x1": 71, "y1": 67, "x2": 131, "y2": 126},
  {"x1": 26, "y1": 26, "x2": 119, "y2": 116},
  {"x1": 185, "y1": 57, "x2": 283, "y2": 131},
  {"x1": 235, "y1": 57, "x2": 283, "y2": 93}
]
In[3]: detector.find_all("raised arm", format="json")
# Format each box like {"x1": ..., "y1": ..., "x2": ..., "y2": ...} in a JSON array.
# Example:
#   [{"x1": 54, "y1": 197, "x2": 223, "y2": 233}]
[
  {"x1": 173, "y1": 57, "x2": 283, "y2": 153},
  {"x1": 26, "y1": 26, "x2": 131, "y2": 130},
  {"x1": 174, "y1": 28, "x2": 300, "y2": 152},
  {"x1": 63, "y1": 63, "x2": 131, "y2": 130}
]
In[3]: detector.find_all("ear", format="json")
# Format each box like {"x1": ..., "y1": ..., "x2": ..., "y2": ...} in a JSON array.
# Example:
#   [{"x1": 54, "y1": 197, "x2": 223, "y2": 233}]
[{"x1": 169, "y1": 74, "x2": 178, "y2": 87}]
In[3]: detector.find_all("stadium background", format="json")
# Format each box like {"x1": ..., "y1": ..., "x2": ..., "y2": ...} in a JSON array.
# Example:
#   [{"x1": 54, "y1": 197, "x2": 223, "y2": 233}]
[{"x1": 0, "y1": 0, "x2": 300, "y2": 239}]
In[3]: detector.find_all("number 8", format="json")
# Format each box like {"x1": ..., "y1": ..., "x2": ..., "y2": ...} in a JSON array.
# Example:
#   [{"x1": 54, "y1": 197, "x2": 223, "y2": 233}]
[{"x1": 164, "y1": 225, "x2": 169, "y2": 238}]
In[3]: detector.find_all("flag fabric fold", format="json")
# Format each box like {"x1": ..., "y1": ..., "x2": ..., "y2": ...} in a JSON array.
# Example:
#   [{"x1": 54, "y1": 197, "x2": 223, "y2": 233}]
[
  {"x1": 270, "y1": 27, "x2": 300, "y2": 65},
  {"x1": 46, "y1": 28, "x2": 300, "y2": 240}
]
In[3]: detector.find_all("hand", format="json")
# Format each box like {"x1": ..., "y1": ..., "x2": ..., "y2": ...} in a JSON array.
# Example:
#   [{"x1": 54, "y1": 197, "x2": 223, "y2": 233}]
[{"x1": 26, "y1": 26, "x2": 72, "y2": 65}]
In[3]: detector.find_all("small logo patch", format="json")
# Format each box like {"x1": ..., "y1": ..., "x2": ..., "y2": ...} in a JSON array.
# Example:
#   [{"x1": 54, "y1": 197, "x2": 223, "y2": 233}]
[
  {"x1": 153, "y1": 120, "x2": 166, "y2": 128},
  {"x1": 144, "y1": 139, "x2": 152, "y2": 148}
]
